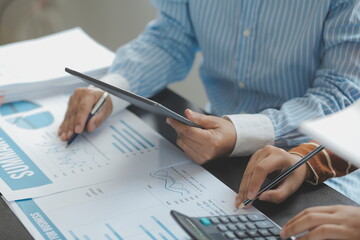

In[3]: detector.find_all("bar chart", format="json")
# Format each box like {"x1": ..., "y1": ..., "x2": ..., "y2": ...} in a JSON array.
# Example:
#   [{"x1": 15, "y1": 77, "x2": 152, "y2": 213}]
[{"x1": 110, "y1": 120, "x2": 156, "y2": 156}]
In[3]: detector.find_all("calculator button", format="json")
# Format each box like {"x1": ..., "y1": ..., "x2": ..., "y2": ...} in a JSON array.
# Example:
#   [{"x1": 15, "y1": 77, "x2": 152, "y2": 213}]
[
  {"x1": 258, "y1": 229, "x2": 271, "y2": 237},
  {"x1": 246, "y1": 229, "x2": 260, "y2": 237},
  {"x1": 266, "y1": 237, "x2": 280, "y2": 240},
  {"x1": 269, "y1": 227, "x2": 281, "y2": 236},
  {"x1": 238, "y1": 215, "x2": 248, "y2": 222},
  {"x1": 229, "y1": 215, "x2": 239, "y2": 222},
  {"x1": 217, "y1": 224, "x2": 228, "y2": 231},
  {"x1": 235, "y1": 222, "x2": 246, "y2": 230},
  {"x1": 234, "y1": 231, "x2": 248, "y2": 238},
  {"x1": 199, "y1": 217, "x2": 211, "y2": 226},
  {"x1": 255, "y1": 220, "x2": 274, "y2": 229},
  {"x1": 224, "y1": 231, "x2": 237, "y2": 239},
  {"x1": 245, "y1": 222, "x2": 256, "y2": 229},
  {"x1": 210, "y1": 217, "x2": 220, "y2": 224},
  {"x1": 254, "y1": 237, "x2": 266, "y2": 240},
  {"x1": 220, "y1": 216, "x2": 230, "y2": 223},
  {"x1": 226, "y1": 223, "x2": 237, "y2": 231},
  {"x1": 247, "y1": 214, "x2": 266, "y2": 221}
]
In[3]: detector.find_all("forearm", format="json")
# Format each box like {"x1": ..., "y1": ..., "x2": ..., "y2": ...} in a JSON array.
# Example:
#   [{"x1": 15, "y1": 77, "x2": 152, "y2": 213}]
[
  {"x1": 106, "y1": 0, "x2": 197, "y2": 98},
  {"x1": 289, "y1": 141, "x2": 358, "y2": 184}
]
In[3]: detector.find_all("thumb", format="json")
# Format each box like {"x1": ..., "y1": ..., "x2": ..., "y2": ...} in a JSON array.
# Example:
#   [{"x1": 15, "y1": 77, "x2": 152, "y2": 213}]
[
  {"x1": 185, "y1": 109, "x2": 219, "y2": 129},
  {"x1": 259, "y1": 182, "x2": 295, "y2": 204},
  {"x1": 86, "y1": 98, "x2": 112, "y2": 132}
]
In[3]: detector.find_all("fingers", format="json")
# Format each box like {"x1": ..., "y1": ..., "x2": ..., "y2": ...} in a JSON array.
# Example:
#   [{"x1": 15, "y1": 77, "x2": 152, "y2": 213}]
[
  {"x1": 58, "y1": 88, "x2": 112, "y2": 141},
  {"x1": 236, "y1": 146, "x2": 305, "y2": 208},
  {"x1": 258, "y1": 179, "x2": 299, "y2": 203},
  {"x1": 283, "y1": 206, "x2": 335, "y2": 229},
  {"x1": 166, "y1": 109, "x2": 236, "y2": 164},
  {"x1": 175, "y1": 129, "x2": 219, "y2": 164},
  {"x1": 185, "y1": 109, "x2": 220, "y2": 129},
  {"x1": 236, "y1": 149, "x2": 268, "y2": 207},
  {"x1": 175, "y1": 135, "x2": 205, "y2": 163},
  {"x1": 168, "y1": 110, "x2": 213, "y2": 144},
  {"x1": 285, "y1": 205, "x2": 360, "y2": 240},
  {"x1": 295, "y1": 224, "x2": 349, "y2": 240},
  {"x1": 237, "y1": 146, "x2": 284, "y2": 206},
  {"x1": 281, "y1": 206, "x2": 336, "y2": 238}
]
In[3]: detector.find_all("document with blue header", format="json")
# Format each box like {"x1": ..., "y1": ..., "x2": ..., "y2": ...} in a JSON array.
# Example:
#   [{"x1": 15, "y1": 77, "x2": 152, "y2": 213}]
[
  {"x1": 0, "y1": 94, "x2": 190, "y2": 200},
  {"x1": 6, "y1": 162, "x2": 259, "y2": 240}
]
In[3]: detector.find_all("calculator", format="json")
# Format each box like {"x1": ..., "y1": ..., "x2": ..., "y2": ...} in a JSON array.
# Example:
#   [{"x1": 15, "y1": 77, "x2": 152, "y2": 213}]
[{"x1": 171, "y1": 210, "x2": 282, "y2": 240}]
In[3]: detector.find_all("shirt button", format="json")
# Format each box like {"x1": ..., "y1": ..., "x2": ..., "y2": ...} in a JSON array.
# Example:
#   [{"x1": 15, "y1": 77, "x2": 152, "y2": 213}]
[
  {"x1": 238, "y1": 82, "x2": 245, "y2": 88},
  {"x1": 243, "y1": 29, "x2": 250, "y2": 37}
]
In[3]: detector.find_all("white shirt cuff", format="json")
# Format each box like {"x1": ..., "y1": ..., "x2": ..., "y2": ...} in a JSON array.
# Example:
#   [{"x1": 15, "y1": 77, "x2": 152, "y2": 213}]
[
  {"x1": 224, "y1": 114, "x2": 275, "y2": 156},
  {"x1": 99, "y1": 74, "x2": 131, "y2": 116}
]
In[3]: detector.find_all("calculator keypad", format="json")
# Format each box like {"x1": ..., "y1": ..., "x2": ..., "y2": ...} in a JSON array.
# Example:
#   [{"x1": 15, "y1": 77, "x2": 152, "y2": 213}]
[{"x1": 196, "y1": 213, "x2": 281, "y2": 240}]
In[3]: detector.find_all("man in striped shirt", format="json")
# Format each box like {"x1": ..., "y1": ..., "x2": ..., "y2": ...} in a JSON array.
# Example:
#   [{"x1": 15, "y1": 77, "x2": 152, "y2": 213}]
[
  {"x1": 236, "y1": 142, "x2": 359, "y2": 239},
  {"x1": 59, "y1": 1, "x2": 360, "y2": 200}
]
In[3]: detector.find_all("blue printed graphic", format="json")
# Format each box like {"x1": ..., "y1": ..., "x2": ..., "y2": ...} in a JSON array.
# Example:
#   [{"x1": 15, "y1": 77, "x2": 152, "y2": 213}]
[
  {"x1": 0, "y1": 101, "x2": 40, "y2": 116},
  {"x1": 151, "y1": 216, "x2": 179, "y2": 240},
  {"x1": 0, "y1": 128, "x2": 52, "y2": 190},
  {"x1": 6, "y1": 111, "x2": 54, "y2": 129},
  {"x1": 16, "y1": 199, "x2": 65, "y2": 240},
  {"x1": 150, "y1": 169, "x2": 190, "y2": 196},
  {"x1": 110, "y1": 120, "x2": 155, "y2": 155},
  {"x1": 0, "y1": 100, "x2": 54, "y2": 129}
]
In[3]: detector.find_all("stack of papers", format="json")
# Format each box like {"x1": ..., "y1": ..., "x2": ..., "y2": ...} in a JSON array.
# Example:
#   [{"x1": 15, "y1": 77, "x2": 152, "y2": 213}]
[
  {"x1": 300, "y1": 100, "x2": 360, "y2": 167},
  {"x1": 0, "y1": 29, "x2": 267, "y2": 240},
  {"x1": 0, "y1": 27, "x2": 114, "y2": 103},
  {"x1": 0, "y1": 94, "x2": 260, "y2": 240}
]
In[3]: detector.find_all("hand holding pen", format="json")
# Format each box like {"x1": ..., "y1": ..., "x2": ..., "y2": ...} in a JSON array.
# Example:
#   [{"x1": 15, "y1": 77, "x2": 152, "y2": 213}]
[
  {"x1": 236, "y1": 144, "x2": 324, "y2": 208},
  {"x1": 58, "y1": 89, "x2": 111, "y2": 145},
  {"x1": 66, "y1": 91, "x2": 109, "y2": 147}
]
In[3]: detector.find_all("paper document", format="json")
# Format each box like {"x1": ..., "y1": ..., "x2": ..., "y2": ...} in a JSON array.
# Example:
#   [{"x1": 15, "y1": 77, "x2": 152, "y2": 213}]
[
  {"x1": 299, "y1": 100, "x2": 360, "y2": 167},
  {"x1": 7, "y1": 162, "x2": 259, "y2": 240},
  {"x1": 0, "y1": 94, "x2": 189, "y2": 200},
  {"x1": 0, "y1": 27, "x2": 114, "y2": 103}
]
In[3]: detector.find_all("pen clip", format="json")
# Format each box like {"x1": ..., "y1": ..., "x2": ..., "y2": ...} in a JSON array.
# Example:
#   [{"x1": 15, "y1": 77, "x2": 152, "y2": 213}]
[{"x1": 91, "y1": 92, "x2": 109, "y2": 115}]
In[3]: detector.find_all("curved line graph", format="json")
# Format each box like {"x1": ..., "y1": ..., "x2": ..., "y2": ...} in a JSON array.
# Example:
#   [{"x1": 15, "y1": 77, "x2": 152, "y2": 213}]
[
  {"x1": 36, "y1": 133, "x2": 99, "y2": 170},
  {"x1": 150, "y1": 169, "x2": 190, "y2": 196}
]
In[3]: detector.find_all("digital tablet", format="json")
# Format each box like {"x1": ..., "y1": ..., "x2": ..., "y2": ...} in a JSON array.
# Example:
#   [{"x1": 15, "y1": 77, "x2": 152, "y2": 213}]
[{"x1": 65, "y1": 68, "x2": 201, "y2": 128}]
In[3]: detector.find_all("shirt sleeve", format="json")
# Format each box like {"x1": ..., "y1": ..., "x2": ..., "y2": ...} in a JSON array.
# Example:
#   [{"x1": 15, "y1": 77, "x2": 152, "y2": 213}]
[
  {"x1": 289, "y1": 141, "x2": 358, "y2": 185},
  {"x1": 224, "y1": 114, "x2": 275, "y2": 156},
  {"x1": 259, "y1": 1, "x2": 360, "y2": 148},
  {"x1": 104, "y1": 0, "x2": 198, "y2": 98}
]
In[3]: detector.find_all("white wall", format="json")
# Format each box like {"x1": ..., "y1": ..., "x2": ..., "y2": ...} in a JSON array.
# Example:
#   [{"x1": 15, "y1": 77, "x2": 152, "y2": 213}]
[{"x1": 0, "y1": 0, "x2": 208, "y2": 108}]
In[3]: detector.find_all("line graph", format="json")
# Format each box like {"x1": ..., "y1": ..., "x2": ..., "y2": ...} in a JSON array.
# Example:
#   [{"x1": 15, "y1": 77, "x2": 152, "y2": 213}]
[
  {"x1": 150, "y1": 169, "x2": 191, "y2": 196},
  {"x1": 35, "y1": 131, "x2": 109, "y2": 177}
]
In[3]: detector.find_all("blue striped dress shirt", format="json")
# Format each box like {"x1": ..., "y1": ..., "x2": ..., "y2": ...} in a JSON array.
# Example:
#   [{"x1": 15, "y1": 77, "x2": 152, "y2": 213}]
[{"x1": 103, "y1": 0, "x2": 360, "y2": 156}]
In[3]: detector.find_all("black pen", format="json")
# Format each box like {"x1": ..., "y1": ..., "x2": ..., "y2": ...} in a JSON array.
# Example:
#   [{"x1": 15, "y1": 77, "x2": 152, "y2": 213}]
[
  {"x1": 66, "y1": 91, "x2": 109, "y2": 147},
  {"x1": 239, "y1": 145, "x2": 325, "y2": 208}
]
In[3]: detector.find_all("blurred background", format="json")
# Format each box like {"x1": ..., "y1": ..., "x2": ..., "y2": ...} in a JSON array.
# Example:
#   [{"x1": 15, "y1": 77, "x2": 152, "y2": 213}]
[{"x1": 0, "y1": 0, "x2": 207, "y2": 108}]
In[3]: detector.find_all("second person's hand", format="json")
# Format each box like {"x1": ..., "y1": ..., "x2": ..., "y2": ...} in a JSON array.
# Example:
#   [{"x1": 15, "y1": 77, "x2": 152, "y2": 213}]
[
  {"x1": 166, "y1": 109, "x2": 236, "y2": 164},
  {"x1": 281, "y1": 205, "x2": 360, "y2": 240},
  {"x1": 236, "y1": 145, "x2": 311, "y2": 208},
  {"x1": 58, "y1": 87, "x2": 113, "y2": 141}
]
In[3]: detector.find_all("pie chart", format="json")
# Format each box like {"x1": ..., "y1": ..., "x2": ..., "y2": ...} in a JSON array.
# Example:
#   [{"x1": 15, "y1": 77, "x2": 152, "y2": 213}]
[{"x1": 0, "y1": 101, "x2": 54, "y2": 129}]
